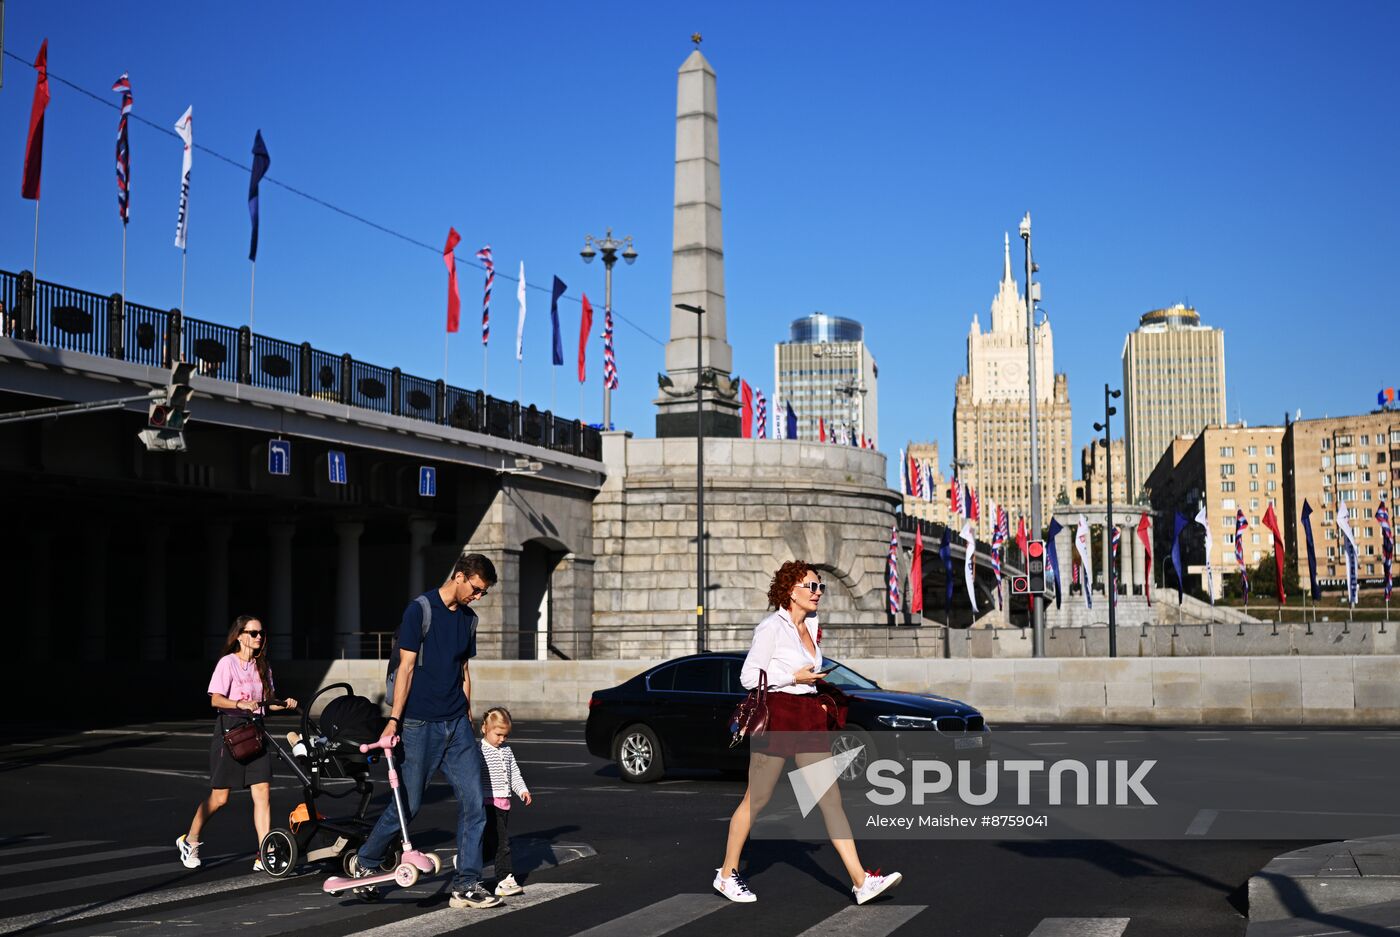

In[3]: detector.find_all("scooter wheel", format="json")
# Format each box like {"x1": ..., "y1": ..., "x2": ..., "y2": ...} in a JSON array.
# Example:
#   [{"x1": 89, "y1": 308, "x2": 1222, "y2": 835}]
[
  {"x1": 394, "y1": 863, "x2": 420, "y2": 888},
  {"x1": 428, "y1": 853, "x2": 442, "y2": 874}
]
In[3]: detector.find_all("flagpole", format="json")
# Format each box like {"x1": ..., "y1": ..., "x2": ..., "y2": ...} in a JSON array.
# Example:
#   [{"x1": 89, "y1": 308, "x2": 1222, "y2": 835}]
[
  {"x1": 517, "y1": 362, "x2": 522, "y2": 405},
  {"x1": 180, "y1": 250, "x2": 188, "y2": 313},
  {"x1": 483, "y1": 347, "x2": 489, "y2": 397},
  {"x1": 121, "y1": 226, "x2": 128, "y2": 303},
  {"x1": 443, "y1": 333, "x2": 450, "y2": 386},
  {"x1": 32, "y1": 201, "x2": 40, "y2": 279},
  {"x1": 249, "y1": 261, "x2": 256, "y2": 328},
  {"x1": 551, "y1": 368, "x2": 556, "y2": 414}
]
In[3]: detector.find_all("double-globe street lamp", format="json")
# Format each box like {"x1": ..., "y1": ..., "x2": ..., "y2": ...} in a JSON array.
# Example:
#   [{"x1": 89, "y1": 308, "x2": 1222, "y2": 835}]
[
  {"x1": 579, "y1": 229, "x2": 637, "y2": 429},
  {"x1": 1094, "y1": 384, "x2": 1123, "y2": 657}
]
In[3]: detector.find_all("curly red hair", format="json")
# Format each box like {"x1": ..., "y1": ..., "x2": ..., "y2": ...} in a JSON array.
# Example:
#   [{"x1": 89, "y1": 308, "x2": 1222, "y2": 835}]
[{"x1": 767, "y1": 560, "x2": 820, "y2": 611}]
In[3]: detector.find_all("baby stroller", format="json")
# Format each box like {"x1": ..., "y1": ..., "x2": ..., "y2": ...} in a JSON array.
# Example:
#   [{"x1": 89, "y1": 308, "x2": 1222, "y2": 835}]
[{"x1": 258, "y1": 683, "x2": 390, "y2": 878}]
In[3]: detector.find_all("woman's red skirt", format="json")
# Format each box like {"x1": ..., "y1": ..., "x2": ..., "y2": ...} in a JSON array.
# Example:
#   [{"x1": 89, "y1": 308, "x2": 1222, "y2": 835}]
[{"x1": 754, "y1": 691, "x2": 830, "y2": 757}]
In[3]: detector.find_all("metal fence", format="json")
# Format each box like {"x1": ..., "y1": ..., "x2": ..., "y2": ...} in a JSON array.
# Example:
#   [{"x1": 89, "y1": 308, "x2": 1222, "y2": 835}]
[{"x1": 1, "y1": 268, "x2": 602, "y2": 461}]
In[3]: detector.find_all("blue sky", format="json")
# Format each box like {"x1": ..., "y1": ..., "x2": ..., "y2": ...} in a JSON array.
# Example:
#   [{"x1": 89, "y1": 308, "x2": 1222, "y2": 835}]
[{"x1": 2, "y1": 2, "x2": 1397, "y2": 487}]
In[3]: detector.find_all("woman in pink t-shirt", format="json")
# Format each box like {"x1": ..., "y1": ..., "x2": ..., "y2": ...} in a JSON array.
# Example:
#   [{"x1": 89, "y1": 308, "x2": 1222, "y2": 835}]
[{"x1": 175, "y1": 615, "x2": 298, "y2": 871}]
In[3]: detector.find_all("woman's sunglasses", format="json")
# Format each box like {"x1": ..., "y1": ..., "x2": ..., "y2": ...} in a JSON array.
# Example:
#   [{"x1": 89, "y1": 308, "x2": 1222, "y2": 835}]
[
  {"x1": 242, "y1": 630, "x2": 264, "y2": 638},
  {"x1": 799, "y1": 582, "x2": 826, "y2": 594}
]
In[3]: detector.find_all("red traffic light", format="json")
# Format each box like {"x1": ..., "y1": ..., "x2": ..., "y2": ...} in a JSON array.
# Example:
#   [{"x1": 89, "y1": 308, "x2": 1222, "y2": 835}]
[
  {"x1": 1012, "y1": 576, "x2": 1030, "y2": 594},
  {"x1": 1028, "y1": 540, "x2": 1045, "y2": 558},
  {"x1": 148, "y1": 404, "x2": 172, "y2": 428}
]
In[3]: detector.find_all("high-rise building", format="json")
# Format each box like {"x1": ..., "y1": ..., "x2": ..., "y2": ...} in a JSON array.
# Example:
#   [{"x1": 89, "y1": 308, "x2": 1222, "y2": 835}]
[
  {"x1": 902, "y1": 441, "x2": 947, "y2": 525},
  {"x1": 953, "y1": 234, "x2": 1073, "y2": 530},
  {"x1": 773, "y1": 313, "x2": 878, "y2": 444},
  {"x1": 1122, "y1": 304, "x2": 1227, "y2": 500},
  {"x1": 1283, "y1": 412, "x2": 1400, "y2": 590},
  {"x1": 1081, "y1": 438, "x2": 1128, "y2": 506},
  {"x1": 1145, "y1": 423, "x2": 1286, "y2": 600}
]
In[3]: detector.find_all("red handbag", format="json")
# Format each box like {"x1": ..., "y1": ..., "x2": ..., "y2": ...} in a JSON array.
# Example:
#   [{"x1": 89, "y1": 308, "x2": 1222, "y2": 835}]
[
  {"x1": 729, "y1": 670, "x2": 770, "y2": 747},
  {"x1": 222, "y1": 718, "x2": 265, "y2": 762},
  {"x1": 815, "y1": 679, "x2": 851, "y2": 730}
]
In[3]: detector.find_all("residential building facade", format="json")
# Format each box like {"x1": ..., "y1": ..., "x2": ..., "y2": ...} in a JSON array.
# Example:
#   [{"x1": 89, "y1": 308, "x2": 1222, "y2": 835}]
[
  {"x1": 902, "y1": 441, "x2": 948, "y2": 526},
  {"x1": 773, "y1": 313, "x2": 878, "y2": 445}
]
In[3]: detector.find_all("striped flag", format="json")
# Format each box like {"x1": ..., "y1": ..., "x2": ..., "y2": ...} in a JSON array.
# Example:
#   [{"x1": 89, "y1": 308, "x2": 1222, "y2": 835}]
[
  {"x1": 912, "y1": 456, "x2": 924, "y2": 499},
  {"x1": 950, "y1": 476, "x2": 961, "y2": 518},
  {"x1": 1235, "y1": 509, "x2": 1249, "y2": 601},
  {"x1": 112, "y1": 74, "x2": 132, "y2": 224},
  {"x1": 887, "y1": 524, "x2": 901, "y2": 614},
  {"x1": 969, "y1": 487, "x2": 980, "y2": 522},
  {"x1": 475, "y1": 246, "x2": 493, "y2": 345},
  {"x1": 1380, "y1": 499, "x2": 1393, "y2": 600},
  {"x1": 603, "y1": 304, "x2": 619, "y2": 390},
  {"x1": 755, "y1": 390, "x2": 767, "y2": 439},
  {"x1": 1110, "y1": 525, "x2": 1121, "y2": 607},
  {"x1": 990, "y1": 504, "x2": 1007, "y2": 609},
  {"x1": 1075, "y1": 514, "x2": 1094, "y2": 609},
  {"x1": 898, "y1": 448, "x2": 908, "y2": 495}
]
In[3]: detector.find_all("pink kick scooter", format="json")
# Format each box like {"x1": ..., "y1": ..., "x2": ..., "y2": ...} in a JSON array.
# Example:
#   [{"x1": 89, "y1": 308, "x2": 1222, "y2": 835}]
[{"x1": 323, "y1": 736, "x2": 441, "y2": 896}]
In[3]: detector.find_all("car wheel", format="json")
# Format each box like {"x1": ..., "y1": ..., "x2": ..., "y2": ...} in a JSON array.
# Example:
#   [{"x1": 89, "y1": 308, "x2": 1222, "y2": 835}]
[
  {"x1": 616, "y1": 724, "x2": 664, "y2": 783},
  {"x1": 829, "y1": 727, "x2": 873, "y2": 783}
]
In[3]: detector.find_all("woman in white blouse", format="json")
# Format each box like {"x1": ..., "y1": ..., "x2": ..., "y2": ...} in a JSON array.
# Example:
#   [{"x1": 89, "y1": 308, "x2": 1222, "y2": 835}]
[{"x1": 712, "y1": 561, "x2": 902, "y2": 906}]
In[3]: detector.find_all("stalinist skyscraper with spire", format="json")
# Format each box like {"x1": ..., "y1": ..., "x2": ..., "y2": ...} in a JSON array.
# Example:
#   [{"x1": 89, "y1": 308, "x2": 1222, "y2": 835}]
[{"x1": 953, "y1": 234, "x2": 1073, "y2": 529}]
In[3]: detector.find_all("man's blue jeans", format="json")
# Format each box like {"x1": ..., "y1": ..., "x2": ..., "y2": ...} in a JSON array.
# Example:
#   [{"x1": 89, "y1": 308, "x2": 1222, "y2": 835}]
[{"x1": 357, "y1": 714, "x2": 486, "y2": 891}]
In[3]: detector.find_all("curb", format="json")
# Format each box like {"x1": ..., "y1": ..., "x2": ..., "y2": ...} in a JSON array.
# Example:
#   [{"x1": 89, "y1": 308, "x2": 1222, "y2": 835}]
[{"x1": 1248, "y1": 833, "x2": 1400, "y2": 934}]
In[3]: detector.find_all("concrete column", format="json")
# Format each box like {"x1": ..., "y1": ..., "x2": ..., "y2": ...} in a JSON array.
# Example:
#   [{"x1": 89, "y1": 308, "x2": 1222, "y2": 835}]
[
  {"x1": 334, "y1": 521, "x2": 364, "y2": 657},
  {"x1": 407, "y1": 517, "x2": 438, "y2": 598},
  {"x1": 268, "y1": 523, "x2": 295, "y2": 659},
  {"x1": 141, "y1": 526, "x2": 169, "y2": 661},
  {"x1": 83, "y1": 527, "x2": 108, "y2": 662},
  {"x1": 490, "y1": 547, "x2": 522, "y2": 660},
  {"x1": 30, "y1": 528, "x2": 54, "y2": 661},
  {"x1": 549, "y1": 554, "x2": 595, "y2": 659},
  {"x1": 204, "y1": 523, "x2": 233, "y2": 658}
]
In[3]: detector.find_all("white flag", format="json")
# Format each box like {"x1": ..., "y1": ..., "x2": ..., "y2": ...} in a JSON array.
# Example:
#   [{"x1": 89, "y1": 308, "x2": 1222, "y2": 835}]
[
  {"x1": 898, "y1": 448, "x2": 907, "y2": 496},
  {"x1": 961, "y1": 521, "x2": 979, "y2": 614},
  {"x1": 1338, "y1": 500, "x2": 1359, "y2": 606},
  {"x1": 1195, "y1": 506, "x2": 1215, "y2": 605},
  {"x1": 515, "y1": 261, "x2": 527, "y2": 362},
  {"x1": 173, "y1": 107, "x2": 193, "y2": 250},
  {"x1": 1075, "y1": 514, "x2": 1094, "y2": 609},
  {"x1": 1337, "y1": 499, "x2": 1357, "y2": 551}
]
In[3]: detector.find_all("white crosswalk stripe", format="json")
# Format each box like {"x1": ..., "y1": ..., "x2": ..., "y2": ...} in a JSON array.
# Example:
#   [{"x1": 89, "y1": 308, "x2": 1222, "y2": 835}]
[
  {"x1": 793, "y1": 905, "x2": 927, "y2": 937},
  {"x1": 0, "y1": 844, "x2": 167, "y2": 877},
  {"x1": 566, "y1": 893, "x2": 728, "y2": 936},
  {"x1": 0, "y1": 851, "x2": 242, "y2": 904},
  {"x1": 353, "y1": 882, "x2": 596, "y2": 936},
  {"x1": 0, "y1": 839, "x2": 110, "y2": 861},
  {"x1": 1028, "y1": 919, "x2": 1130, "y2": 936},
  {"x1": 0, "y1": 871, "x2": 275, "y2": 936}
]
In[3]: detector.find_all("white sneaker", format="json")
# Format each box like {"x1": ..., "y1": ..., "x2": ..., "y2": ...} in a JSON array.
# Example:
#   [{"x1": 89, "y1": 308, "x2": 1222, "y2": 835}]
[
  {"x1": 252, "y1": 858, "x2": 265, "y2": 873},
  {"x1": 494, "y1": 874, "x2": 523, "y2": 897},
  {"x1": 176, "y1": 835, "x2": 201, "y2": 869},
  {"x1": 712, "y1": 868, "x2": 756, "y2": 903},
  {"x1": 853, "y1": 870, "x2": 902, "y2": 905}
]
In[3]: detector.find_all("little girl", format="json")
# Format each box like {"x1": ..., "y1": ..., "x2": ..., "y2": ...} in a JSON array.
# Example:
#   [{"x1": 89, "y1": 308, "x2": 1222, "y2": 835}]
[{"x1": 479, "y1": 707, "x2": 532, "y2": 896}]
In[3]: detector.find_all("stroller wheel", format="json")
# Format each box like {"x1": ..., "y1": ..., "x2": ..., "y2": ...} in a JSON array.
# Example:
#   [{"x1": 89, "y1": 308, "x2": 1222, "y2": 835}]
[
  {"x1": 340, "y1": 849, "x2": 360, "y2": 878},
  {"x1": 381, "y1": 845, "x2": 402, "y2": 872},
  {"x1": 260, "y1": 829, "x2": 299, "y2": 878}
]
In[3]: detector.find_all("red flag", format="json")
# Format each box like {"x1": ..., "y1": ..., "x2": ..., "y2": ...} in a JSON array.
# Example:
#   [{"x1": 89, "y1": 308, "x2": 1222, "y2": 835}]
[
  {"x1": 911, "y1": 527, "x2": 924, "y2": 613},
  {"x1": 1016, "y1": 516, "x2": 1028, "y2": 560},
  {"x1": 1136, "y1": 513, "x2": 1153, "y2": 606},
  {"x1": 442, "y1": 227, "x2": 462, "y2": 333},
  {"x1": 818, "y1": 417, "x2": 826, "y2": 442},
  {"x1": 1263, "y1": 503, "x2": 1286, "y2": 604},
  {"x1": 740, "y1": 380, "x2": 754, "y2": 438},
  {"x1": 577, "y1": 293, "x2": 593, "y2": 383},
  {"x1": 22, "y1": 40, "x2": 50, "y2": 200}
]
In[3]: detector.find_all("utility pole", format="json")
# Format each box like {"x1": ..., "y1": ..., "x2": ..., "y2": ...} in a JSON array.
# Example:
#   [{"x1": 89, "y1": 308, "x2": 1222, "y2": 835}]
[
  {"x1": 1019, "y1": 213, "x2": 1045, "y2": 656},
  {"x1": 1095, "y1": 384, "x2": 1122, "y2": 657}
]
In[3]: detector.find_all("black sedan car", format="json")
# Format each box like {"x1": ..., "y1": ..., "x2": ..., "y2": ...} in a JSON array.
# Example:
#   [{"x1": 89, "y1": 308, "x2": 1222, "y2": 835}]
[{"x1": 585, "y1": 652, "x2": 990, "y2": 783}]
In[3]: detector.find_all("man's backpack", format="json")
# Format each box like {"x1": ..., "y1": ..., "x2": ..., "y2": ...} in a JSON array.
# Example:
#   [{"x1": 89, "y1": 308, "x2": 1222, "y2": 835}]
[{"x1": 385, "y1": 595, "x2": 433, "y2": 705}]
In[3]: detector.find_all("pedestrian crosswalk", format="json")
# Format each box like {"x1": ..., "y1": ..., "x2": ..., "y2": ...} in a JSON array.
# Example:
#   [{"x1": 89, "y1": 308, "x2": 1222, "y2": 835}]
[{"x1": 0, "y1": 836, "x2": 1135, "y2": 937}]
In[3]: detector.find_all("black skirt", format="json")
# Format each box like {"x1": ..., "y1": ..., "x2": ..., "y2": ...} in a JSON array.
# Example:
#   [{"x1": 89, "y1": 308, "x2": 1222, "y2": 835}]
[{"x1": 209, "y1": 714, "x2": 273, "y2": 790}]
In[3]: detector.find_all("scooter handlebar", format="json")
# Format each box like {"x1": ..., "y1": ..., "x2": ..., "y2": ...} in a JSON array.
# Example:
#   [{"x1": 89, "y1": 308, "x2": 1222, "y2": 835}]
[{"x1": 360, "y1": 736, "x2": 399, "y2": 754}]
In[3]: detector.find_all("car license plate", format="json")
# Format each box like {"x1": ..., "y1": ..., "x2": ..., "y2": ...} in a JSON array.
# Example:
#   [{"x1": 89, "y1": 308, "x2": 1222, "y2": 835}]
[{"x1": 954, "y1": 736, "x2": 984, "y2": 750}]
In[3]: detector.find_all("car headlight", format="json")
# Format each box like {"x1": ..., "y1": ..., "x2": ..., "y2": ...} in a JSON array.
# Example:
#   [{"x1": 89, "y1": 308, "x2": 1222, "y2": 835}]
[{"x1": 877, "y1": 714, "x2": 934, "y2": 729}]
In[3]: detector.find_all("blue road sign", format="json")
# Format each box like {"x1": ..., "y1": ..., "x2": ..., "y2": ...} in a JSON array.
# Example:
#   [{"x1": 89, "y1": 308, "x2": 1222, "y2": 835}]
[
  {"x1": 328, "y1": 450, "x2": 347, "y2": 485},
  {"x1": 419, "y1": 466, "x2": 437, "y2": 498},
  {"x1": 268, "y1": 439, "x2": 291, "y2": 476}
]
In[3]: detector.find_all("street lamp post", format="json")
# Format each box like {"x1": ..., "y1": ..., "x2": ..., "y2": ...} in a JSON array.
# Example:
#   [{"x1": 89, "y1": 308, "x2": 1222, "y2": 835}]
[
  {"x1": 676, "y1": 302, "x2": 707, "y2": 653},
  {"x1": 1094, "y1": 384, "x2": 1122, "y2": 657},
  {"x1": 1018, "y1": 213, "x2": 1045, "y2": 656},
  {"x1": 580, "y1": 229, "x2": 637, "y2": 429}
]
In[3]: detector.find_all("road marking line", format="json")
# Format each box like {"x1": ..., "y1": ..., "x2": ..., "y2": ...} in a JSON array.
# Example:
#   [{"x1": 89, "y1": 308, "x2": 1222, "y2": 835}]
[
  {"x1": 0, "y1": 853, "x2": 244, "y2": 903},
  {"x1": 794, "y1": 904, "x2": 926, "y2": 936},
  {"x1": 352, "y1": 882, "x2": 595, "y2": 936},
  {"x1": 1102, "y1": 740, "x2": 1142, "y2": 744},
  {"x1": 82, "y1": 729, "x2": 209, "y2": 738},
  {"x1": 1028, "y1": 918, "x2": 1130, "y2": 936},
  {"x1": 0, "y1": 845, "x2": 168, "y2": 877},
  {"x1": 0, "y1": 839, "x2": 109, "y2": 861},
  {"x1": 1192, "y1": 737, "x2": 1229, "y2": 742},
  {"x1": 1, "y1": 762, "x2": 207, "y2": 779},
  {"x1": 1185, "y1": 809, "x2": 1218, "y2": 836},
  {"x1": 566, "y1": 893, "x2": 729, "y2": 936}
]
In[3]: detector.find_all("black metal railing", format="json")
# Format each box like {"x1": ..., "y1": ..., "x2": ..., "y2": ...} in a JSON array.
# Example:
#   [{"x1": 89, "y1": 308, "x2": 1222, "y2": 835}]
[{"x1": 0, "y1": 268, "x2": 603, "y2": 462}]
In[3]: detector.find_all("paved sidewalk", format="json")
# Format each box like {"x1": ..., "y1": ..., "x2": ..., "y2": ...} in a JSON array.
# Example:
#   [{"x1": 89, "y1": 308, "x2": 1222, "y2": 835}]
[{"x1": 1249, "y1": 834, "x2": 1400, "y2": 936}]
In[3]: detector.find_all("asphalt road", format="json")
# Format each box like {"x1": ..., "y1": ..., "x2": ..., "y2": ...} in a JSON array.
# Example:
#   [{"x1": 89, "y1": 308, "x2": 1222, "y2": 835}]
[{"x1": 0, "y1": 717, "x2": 1319, "y2": 936}]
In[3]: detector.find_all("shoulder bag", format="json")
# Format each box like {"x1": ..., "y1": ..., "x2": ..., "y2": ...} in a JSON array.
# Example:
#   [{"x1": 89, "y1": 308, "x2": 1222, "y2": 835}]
[
  {"x1": 729, "y1": 670, "x2": 771, "y2": 748},
  {"x1": 222, "y1": 713, "x2": 265, "y2": 762}
]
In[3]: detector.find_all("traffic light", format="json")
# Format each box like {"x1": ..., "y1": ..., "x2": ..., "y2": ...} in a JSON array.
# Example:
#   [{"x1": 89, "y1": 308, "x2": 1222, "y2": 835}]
[
  {"x1": 1027, "y1": 539, "x2": 1046, "y2": 594},
  {"x1": 139, "y1": 362, "x2": 195, "y2": 452}
]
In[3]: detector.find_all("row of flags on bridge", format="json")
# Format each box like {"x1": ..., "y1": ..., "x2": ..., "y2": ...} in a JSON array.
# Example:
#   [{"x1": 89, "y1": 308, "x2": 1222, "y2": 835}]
[
  {"x1": 733, "y1": 387, "x2": 875, "y2": 445},
  {"x1": 888, "y1": 497, "x2": 1393, "y2": 617}
]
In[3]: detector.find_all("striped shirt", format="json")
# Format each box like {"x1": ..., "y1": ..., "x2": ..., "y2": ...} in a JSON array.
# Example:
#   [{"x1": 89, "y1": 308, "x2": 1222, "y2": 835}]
[{"x1": 480, "y1": 740, "x2": 529, "y2": 805}]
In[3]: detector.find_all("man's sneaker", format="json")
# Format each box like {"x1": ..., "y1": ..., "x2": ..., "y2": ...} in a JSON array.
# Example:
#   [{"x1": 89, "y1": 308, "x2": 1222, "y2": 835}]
[
  {"x1": 853, "y1": 869, "x2": 902, "y2": 905},
  {"x1": 494, "y1": 874, "x2": 523, "y2": 897},
  {"x1": 712, "y1": 868, "x2": 756, "y2": 903},
  {"x1": 346, "y1": 853, "x2": 379, "y2": 895},
  {"x1": 176, "y1": 835, "x2": 201, "y2": 869},
  {"x1": 449, "y1": 883, "x2": 503, "y2": 909}
]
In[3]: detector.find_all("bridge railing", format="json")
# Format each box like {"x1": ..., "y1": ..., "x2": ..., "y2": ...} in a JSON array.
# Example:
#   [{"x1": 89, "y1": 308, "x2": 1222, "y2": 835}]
[{"x1": 0, "y1": 268, "x2": 603, "y2": 462}]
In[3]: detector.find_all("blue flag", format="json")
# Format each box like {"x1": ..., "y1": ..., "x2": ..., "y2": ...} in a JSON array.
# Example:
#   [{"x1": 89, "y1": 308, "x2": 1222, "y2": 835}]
[
  {"x1": 1170, "y1": 511, "x2": 1189, "y2": 604},
  {"x1": 785, "y1": 402, "x2": 798, "y2": 440},
  {"x1": 940, "y1": 527, "x2": 954, "y2": 607},
  {"x1": 1301, "y1": 500, "x2": 1321, "y2": 600},
  {"x1": 550, "y1": 276, "x2": 566, "y2": 366},
  {"x1": 1045, "y1": 518, "x2": 1064, "y2": 609},
  {"x1": 248, "y1": 130, "x2": 270, "y2": 261}
]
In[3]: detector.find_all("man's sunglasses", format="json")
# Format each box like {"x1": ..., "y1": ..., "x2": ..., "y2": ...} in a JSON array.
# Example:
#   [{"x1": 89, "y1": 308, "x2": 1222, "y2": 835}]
[{"x1": 799, "y1": 582, "x2": 827, "y2": 594}]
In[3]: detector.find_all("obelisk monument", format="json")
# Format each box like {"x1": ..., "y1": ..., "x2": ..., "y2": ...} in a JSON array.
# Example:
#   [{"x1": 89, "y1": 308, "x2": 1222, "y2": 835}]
[{"x1": 655, "y1": 45, "x2": 740, "y2": 437}]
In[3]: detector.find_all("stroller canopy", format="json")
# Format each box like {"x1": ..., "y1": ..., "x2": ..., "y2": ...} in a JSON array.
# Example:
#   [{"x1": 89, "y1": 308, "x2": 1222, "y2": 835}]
[{"x1": 319, "y1": 694, "x2": 385, "y2": 745}]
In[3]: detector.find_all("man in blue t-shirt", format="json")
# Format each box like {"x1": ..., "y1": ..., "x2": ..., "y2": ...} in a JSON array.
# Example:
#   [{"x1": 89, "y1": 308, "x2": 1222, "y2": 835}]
[{"x1": 352, "y1": 552, "x2": 500, "y2": 909}]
